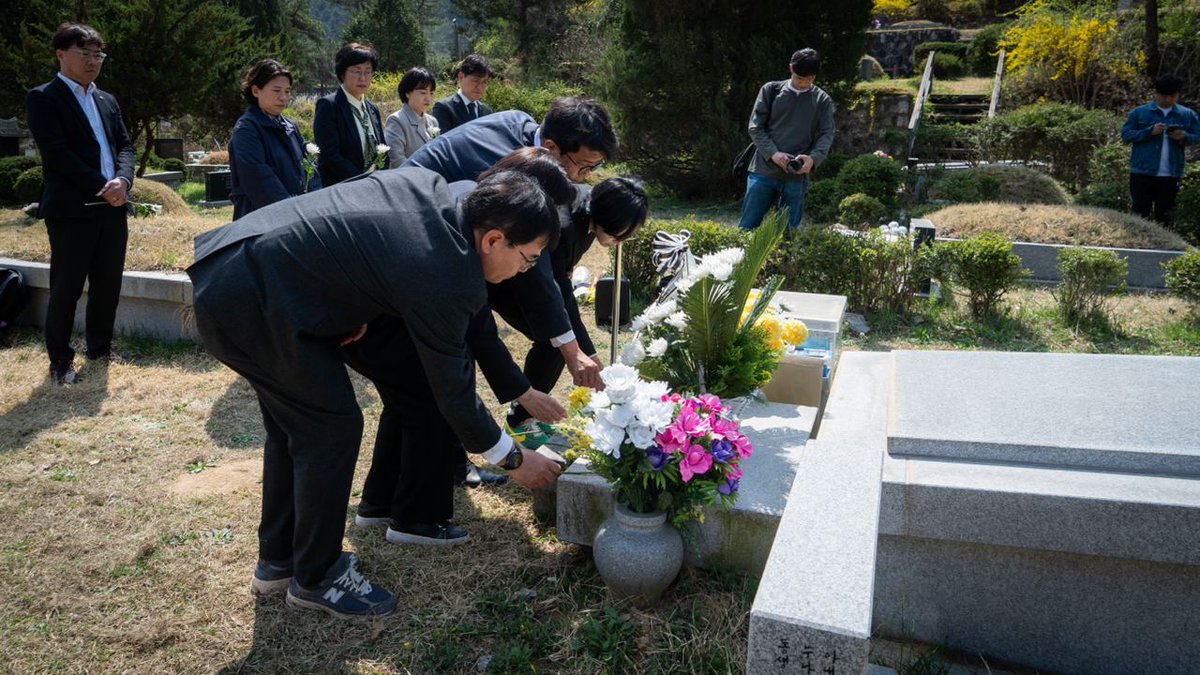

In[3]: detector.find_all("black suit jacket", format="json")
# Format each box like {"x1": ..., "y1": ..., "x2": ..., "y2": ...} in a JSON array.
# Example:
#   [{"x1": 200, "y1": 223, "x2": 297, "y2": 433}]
[
  {"x1": 25, "y1": 76, "x2": 135, "y2": 220},
  {"x1": 313, "y1": 87, "x2": 384, "y2": 187},
  {"x1": 188, "y1": 168, "x2": 502, "y2": 452},
  {"x1": 431, "y1": 93, "x2": 494, "y2": 134},
  {"x1": 403, "y1": 110, "x2": 538, "y2": 184}
]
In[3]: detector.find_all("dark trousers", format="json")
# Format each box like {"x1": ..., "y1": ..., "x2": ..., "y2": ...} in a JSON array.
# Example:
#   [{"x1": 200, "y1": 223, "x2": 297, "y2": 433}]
[
  {"x1": 342, "y1": 315, "x2": 457, "y2": 525},
  {"x1": 1130, "y1": 173, "x2": 1180, "y2": 226},
  {"x1": 192, "y1": 255, "x2": 363, "y2": 587},
  {"x1": 497, "y1": 308, "x2": 566, "y2": 425},
  {"x1": 44, "y1": 210, "x2": 128, "y2": 362}
]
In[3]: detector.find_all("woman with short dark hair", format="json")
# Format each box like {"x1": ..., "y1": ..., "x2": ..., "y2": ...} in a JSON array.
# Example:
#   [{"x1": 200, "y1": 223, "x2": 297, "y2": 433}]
[
  {"x1": 228, "y1": 59, "x2": 318, "y2": 220},
  {"x1": 313, "y1": 42, "x2": 385, "y2": 186},
  {"x1": 384, "y1": 67, "x2": 440, "y2": 168}
]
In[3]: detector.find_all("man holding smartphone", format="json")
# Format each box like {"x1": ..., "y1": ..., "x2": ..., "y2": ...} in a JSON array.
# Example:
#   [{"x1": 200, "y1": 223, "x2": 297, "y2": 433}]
[
  {"x1": 1121, "y1": 73, "x2": 1200, "y2": 226},
  {"x1": 738, "y1": 48, "x2": 836, "y2": 231}
]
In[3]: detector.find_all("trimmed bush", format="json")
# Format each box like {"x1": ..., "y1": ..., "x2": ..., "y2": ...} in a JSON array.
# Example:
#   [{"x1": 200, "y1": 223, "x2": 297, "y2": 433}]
[
  {"x1": 945, "y1": 232, "x2": 1027, "y2": 317},
  {"x1": 161, "y1": 157, "x2": 186, "y2": 173},
  {"x1": 803, "y1": 179, "x2": 844, "y2": 224},
  {"x1": 13, "y1": 168, "x2": 43, "y2": 205},
  {"x1": 812, "y1": 153, "x2": 850, "y2": 183},
  {"x1": 927, "y1": 169, "x2": 1001, "y2": 204},
  {"x1": 967, "y1": 22, "x2": 1007, "y2": 76},
  {"x1": 1086, "y1": 142, "x2": 1130, "y2": 187},
  {"x1": 928, "y1": 202, "x2": 1186, "y2": 250},
  {"x1": 838, "y1": 153, "x2": 904, "y2": 210},
  {"x1": 1075, "y1": 182, "x2": 1128, "y2": 212},
  {"x1": 1055, "y1": 247, "x2": 1127, "y2": 323},
  {"x1": 838, "y1": 193, "x2": 886, "y2": 228},
  {"x1": 1163, "y1": 248, "x2": 1200, "y2": 306},
  {"x1": 913, "y1": 41, "x2": 968, "y2": 63},
  {"x1": 128, "y1": 179, "x2": 190, "y2": 216},
  {"x1": 0, "y1": 155, "x2": 42, "y2": 203},
  {"x1": 932, "y1": 52, "x2": 968, "y2": 79},
  {"x1": 1172, "y1": 164, "x2": 1200, "y2": 245}
]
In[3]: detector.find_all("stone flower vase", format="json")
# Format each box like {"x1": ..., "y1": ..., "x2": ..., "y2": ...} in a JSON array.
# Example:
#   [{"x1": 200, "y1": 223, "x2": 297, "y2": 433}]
[{"x1": 592, "y1": 503, "x2": 684, "y2": 607}]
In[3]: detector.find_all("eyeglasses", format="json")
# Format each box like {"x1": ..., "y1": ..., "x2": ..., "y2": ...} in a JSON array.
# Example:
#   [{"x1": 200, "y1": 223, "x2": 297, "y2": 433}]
[
  {"x1": 512, "y1": 245, "x2": 539, "y2": 272},
  {"x1": 563, "y1": 152, "x2": 605, "y2": 176},
  {"x1": 70, "y1": 48, "x2": 107, "y2": 62},
  {"x1": 345, "y1": 67, "x2": 374, "y2": 79}
]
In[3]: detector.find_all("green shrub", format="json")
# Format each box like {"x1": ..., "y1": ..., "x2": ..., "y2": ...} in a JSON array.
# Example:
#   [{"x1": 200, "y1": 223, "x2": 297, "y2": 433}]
[
  {"x1": 14, "y1": 167, "x2": 43, "y2": 205},
  {"x1": 968, "y1": 103, "x2": 1121, "y2": 190},
  {"x1": 803, "y1": 178, "x2": 844, "y2": 224},
  {"x1": 161, "y1": 157, "x2": 186, "y2": 173},
  {"x1": 967, "y1": 22, "x2": 1008, "y2": 76},
  {"x1": 945, "y1": 232, "x2": 1027, "y2": 317},
  {"x1": 838, "y1": 153, "x2": 904, "y2": 210},
  {"x1": 624, "y1": 217, "x2": 751, "y2": 302},
  {"x1": 1075, "y1": 182, "x2": 1128, "y2": 212},
  {"x1": 927, "y1": 169, "x2": 1001, "y2": 203},
  {"x1": 932, "y1": 52, "x2": 968, "y2": 79},
  {"x1": 838, "y1": 193, "x2": 886, "y2": 228},
  {"x1": 1055, "y1": 247, "x2": 1127, "y2": 323},
  {"x1": 851, "y1": 231, "x2": 927, "y2": 314},
  {"x1": 1163, "y1": 248, "x2": 1200, "y2": 306},
  {"x1": 137, "y1": 152, "x2": 165, "y2": 171},
  {"x1": 0, "y1": 155, "x2": 42, "y2": 203},
  {"x1": 1086, "y1": 142, "x2": 1130, "y2": 187},
  {"x1": 1172, "y1": 164, "x2": 1200, "y2": 245},
  {"x1": 913, "y1": 41, "x2": 968, "y2": 64},
  {"x1": 812, "y1": 153, "x2": 850, "y2": 182},
  {"x1": 483, "y1": 80, "x2": 584, "y2": 121}
]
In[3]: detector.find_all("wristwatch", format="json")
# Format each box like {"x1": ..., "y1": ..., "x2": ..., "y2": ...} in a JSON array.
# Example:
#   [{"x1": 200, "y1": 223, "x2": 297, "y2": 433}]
[{"x1": 498, "y1": 446, "x2": 524, "y2": 471}]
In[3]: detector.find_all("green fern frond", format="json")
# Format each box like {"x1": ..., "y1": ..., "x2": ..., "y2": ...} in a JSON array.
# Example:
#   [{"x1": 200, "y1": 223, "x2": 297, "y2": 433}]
[
  {"x1": 737, "y1": 274, "x2": 784, "y2": 337},
  {"x1": 729, "y1": 210, "x2": 786, "y2": 314}
]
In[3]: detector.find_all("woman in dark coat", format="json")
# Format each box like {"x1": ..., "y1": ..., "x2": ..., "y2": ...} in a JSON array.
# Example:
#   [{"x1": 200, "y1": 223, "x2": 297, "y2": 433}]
[{"x1": 228, "y1": 59, "x2": 318, "y2": 220}]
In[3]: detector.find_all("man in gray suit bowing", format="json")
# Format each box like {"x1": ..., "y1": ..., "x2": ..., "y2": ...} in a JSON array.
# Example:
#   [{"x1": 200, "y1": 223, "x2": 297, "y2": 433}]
[{"x1": 187, "y1": 168, "x2": 563, "y2": 620}]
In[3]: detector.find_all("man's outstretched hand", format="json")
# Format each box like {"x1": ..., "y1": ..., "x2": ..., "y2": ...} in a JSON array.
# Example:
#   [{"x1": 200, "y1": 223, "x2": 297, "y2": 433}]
[
  {"x1": 508, "y1": 448, "x2": 562, "y2": 490},
  {"x1": 516, "y1": 388, "x2": 565, "y2": 423}
]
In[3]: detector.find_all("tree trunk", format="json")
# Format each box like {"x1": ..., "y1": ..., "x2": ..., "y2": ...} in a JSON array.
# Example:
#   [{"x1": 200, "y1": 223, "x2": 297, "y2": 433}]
[
  {"x1": 1144, "y1": 0, "x2": 1159, "y2": 78},
  {"x1": 138, "y1": 123, "x2": 156, "y2": 178}
]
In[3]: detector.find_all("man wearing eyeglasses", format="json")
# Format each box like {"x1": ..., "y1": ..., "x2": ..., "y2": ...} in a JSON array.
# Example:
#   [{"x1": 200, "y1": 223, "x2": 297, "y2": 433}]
[
  {"x1": 402, "y1": 97, "x2": 618, "y2": 488},
  {"x1": 26, "y1": 22, "x2": 135, "y2": 385}
]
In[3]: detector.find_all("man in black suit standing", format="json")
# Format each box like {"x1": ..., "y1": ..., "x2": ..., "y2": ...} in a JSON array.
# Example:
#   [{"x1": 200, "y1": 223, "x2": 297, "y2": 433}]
[
  {"x1": 401, "y1": 97, "x2": 617, "y2": 488},
  {"x1": 430, "y1": 54, "x2": 494, "y2": 134},
  {"x1": 26, "y1": 23, "x2": 135, "y2": 385},
  {"x1": 188, "y1": 168, "x2": 563, "y2": 619},
  {"x1": 313, "y1": 42, "x2": 385, "y2": 186}
]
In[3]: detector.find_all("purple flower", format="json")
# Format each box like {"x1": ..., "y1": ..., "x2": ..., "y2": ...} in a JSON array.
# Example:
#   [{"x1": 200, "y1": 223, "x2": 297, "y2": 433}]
[
  {"x1": 645, "y1": 446, "x2": 670, "y2": 471},
  {"x1": 711, "y1": 439, "x2": 735, "y2": 464},
  {"x1": 717, "y1": 477, "x2": 740, "y2": 496}
]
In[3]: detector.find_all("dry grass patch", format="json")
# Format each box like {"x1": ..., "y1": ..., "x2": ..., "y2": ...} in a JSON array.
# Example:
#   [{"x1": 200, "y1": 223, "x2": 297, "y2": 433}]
[
  {"x1": 932, "y1": 76, "x2": 993, "y2": 95},
  {"x1": 928, "y1": 202, "x2": 1189, "y2": 250},
  {"x1": 0, "y1": 207, "x2": 222, "y2": 271}
]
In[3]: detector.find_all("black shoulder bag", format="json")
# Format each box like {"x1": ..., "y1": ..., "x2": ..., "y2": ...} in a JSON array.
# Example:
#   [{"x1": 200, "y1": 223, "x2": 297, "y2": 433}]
[{"x1": 731, "y1": 81, "x2": 784, "y2": 179}]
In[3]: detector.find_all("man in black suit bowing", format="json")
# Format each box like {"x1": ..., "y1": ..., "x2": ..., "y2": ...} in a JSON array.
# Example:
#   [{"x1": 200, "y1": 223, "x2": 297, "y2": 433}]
[
  {"x1": 313, "y1": 42, "x2": 385, "y2": 186},
  {"x1": 188, "y1": 168, "x2": 563, "y2": 619},
  {"x1": 431, "y1": 54, "x2": 494, "y2": 134},
  {"x1": 26, "y1": 23, "x2": 135, "y2": 385}
]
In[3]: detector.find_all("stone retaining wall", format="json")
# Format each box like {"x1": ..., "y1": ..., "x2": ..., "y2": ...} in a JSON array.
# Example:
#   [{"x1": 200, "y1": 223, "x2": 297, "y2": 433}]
[{"x1": 866, "y1": 25, "x2": 959, "y2": 77}]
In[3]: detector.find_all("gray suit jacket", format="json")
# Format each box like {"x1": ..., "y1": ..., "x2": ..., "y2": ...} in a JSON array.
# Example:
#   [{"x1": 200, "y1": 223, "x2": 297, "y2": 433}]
[
  {"x1": 188, "y1": 168, "x2": 501, "y2": 452},
  {"x1": 384, "y1": 104, "x2": 440, "y2": 168}
]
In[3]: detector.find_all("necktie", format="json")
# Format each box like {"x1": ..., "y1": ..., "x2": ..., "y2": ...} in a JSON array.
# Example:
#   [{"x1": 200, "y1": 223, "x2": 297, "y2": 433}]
[
  {"x1": 353, "y1": 104, "x2": 376, "y2": 170},
  {"x1": 469, "y1": 101, "x2": 478, "y2": 120}
]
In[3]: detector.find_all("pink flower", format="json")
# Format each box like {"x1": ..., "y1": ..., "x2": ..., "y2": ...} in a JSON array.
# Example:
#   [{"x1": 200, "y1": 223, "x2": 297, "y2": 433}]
[
  {"x1": 727, "y1": 464, "x2": 743, "y2": 480},
  {"x1": 655, "y1": 425, "x2": 688, "y2": 454},
  {"x1": 710, "y1": 416, "x2": 739, "y2": 441},
  {"x1": 697, "y1": 393, "x2": 724, "y2": 412},
  {"x1": 731, "y1": 434, "x2": 753, "y2": 459},
  {"x1": 661, "y1": 392, "x2": 682, "y2": 403},
  {"x1": 679, "y1": 444, "x2": 713, "y2": 482},
  {"x1": 674, "y1": 404, "x2": 710, "y2": 439}
]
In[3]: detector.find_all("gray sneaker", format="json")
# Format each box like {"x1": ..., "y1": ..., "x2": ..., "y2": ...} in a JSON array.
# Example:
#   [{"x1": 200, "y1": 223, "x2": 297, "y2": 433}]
[
  {"x1": 251, "y1": 558, "x2": 292, "y2": 595},
  {"x1": 285, "y1": 553, "x2": 396, "y2": 619}
]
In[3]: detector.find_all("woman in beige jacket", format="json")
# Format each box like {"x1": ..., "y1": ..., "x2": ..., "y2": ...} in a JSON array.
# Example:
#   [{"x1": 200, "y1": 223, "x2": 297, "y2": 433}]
[{"x1": 385, "y1": 67, "x2": 441, "y2": 168}]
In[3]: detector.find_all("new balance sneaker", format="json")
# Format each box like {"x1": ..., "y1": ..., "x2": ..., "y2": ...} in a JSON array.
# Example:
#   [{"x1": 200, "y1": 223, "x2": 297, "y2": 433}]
[
  {"x1": 285, "y1": 553, "x2": 396, "y2": 619},
  {"x1": 251, "y1": 557, "x2": 293, "y2": 595},
  {"x1": 354, "y1": 501, "x2": 390, "y2": 528},
  {"x1": 386, "y1": 521, "x2": 470, "y2": 546}
]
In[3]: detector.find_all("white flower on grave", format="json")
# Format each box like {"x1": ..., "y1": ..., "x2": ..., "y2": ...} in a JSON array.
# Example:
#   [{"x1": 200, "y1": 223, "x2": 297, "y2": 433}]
[
  {"x1": 598, "y1": 402, "x2": 636, "y2": 430},
  {"x1": 626, "y1": 422, "x2": 658, "y2": 449},
  {"x1": 631, "y1": 299, "x2": 677, "y2": 332},
  {"x1": 696, "y1": 247, "x2": 745, "y2": 282},
  {"x1": 587, "y1": 390, "x2": 611, "y2": 411},
  {"x1": 646, "y1": 337, "x2": 668, "y2": 358},
  {"x1": 306, "y1": 143, "x2": 320, "y2": 156},
  {"x1": 376, "y1": 144, "x2": 390, "y2": 155},
  {"x1": 600, "y1": 364, "x2": 640, "y2": 404},
  {"x1": 666, "y1": 311, "x2": 688, "y2": 331},
  {"x1": 585, "y1": 418, "x2": 626, "y2": 458},
  {"x1": 620, "y1": 339, "x2": 645, "y2": 367}
]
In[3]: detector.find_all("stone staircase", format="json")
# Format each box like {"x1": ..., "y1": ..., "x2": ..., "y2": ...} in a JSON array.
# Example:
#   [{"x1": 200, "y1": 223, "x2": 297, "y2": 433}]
[{"x1": 919, "y1": 93, "x2": 990, "y2": 161}]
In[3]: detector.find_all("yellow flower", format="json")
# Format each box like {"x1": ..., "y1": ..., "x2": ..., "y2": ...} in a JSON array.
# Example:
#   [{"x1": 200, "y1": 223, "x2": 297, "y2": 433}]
[
  {"x1": 768, "y1": 336, "x2": 786, "y2": 351},
  {"x1": 782, "y1": 320, "x2": 808, "y2": 346},
  {"x1": 569, "y1": 387, "x2": 592, "y2": 410},
  {"x1": 757, "y1": 314, "x2": 783, "y2": 340}
]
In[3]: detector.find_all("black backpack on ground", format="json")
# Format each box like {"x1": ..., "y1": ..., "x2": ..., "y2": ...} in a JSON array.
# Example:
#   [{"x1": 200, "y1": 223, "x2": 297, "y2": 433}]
[{"x1": 0, "y1": 267, "x2": 29, "y2": 348}]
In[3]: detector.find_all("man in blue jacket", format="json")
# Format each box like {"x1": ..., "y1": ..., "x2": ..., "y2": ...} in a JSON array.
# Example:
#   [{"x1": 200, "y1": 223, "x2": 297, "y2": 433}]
[{"x1": 1121, "y1": 73, "x2": 1200, "y2": 226}]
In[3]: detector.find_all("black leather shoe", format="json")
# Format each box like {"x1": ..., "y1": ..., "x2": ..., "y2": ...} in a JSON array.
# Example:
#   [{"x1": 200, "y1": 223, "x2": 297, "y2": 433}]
[
  {"x1": 454, "y1": 461, "x2": 508, "y2": 488},
  {"x1": 386, "y1": 521, "x2": 470, "y2": 546},
  {"x1": 49, "y1": 360, "x2": 80, "y2": 385},
  {"x1": 87, "y1": 347, "x2": 127, "y2": 364}
]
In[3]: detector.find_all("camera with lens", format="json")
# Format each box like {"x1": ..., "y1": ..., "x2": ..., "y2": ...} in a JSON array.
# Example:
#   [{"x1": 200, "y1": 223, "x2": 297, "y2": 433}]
[{"x1": 786, "y1": 156, "x2": 805, "y2": 173}]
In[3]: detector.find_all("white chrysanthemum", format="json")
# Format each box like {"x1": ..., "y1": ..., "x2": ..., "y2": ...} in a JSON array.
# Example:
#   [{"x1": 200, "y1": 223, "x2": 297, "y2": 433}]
[
  {"x1": 587, "y1": 390, "x2": 611, "y2": 411},
  {"x1": 666, "y1": 311, "x2": 688, "y2": 331},
  {"x1": 598, "y1": 402, "x2": 637, "y2": 430},
  {"x1": 631, "y1": 299, "x2": 677, "y2": 332},
  {"x1": 619, "y1": 339, "x2": 645, "y2": 366},
  {"x1": 633, "y1": 398, "x2": 675, "y2": 431},
  {"x1": 375, "y1": 144, "x2": 390, "y2": 154},
  {"x1": 627, "y1": 422, "x2": 657, "y2": 449},
  {"x1": 635, "y1": 379, "x2": 670, "y2": 401},
  {"x1": 585, "y1": 419, "x2": 626, "y2": 458},
  {"x1": 646, "y1": 337, "x2": 668, "y2": 357},
  {"x1": 305, "y1": 143, "x2": 320, "y2": 155},
  {"x1": 600, "y1": 364, "x2": 640, "y2": 404}
]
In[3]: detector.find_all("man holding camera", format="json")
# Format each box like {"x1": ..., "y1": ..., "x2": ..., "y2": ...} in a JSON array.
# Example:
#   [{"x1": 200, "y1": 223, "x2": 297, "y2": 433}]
[
  {"x1": 1121, "y1": 73, "x2": 1200, "y2": 226},
  {"x1": 739, "y1": 48, "x2": 836, "y2": 231}
]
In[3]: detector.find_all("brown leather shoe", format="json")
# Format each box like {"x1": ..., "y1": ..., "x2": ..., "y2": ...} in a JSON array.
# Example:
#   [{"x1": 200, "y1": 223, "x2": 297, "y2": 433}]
[{"x1": 49, "y1": 360, "x2": 81, "y2": 385}]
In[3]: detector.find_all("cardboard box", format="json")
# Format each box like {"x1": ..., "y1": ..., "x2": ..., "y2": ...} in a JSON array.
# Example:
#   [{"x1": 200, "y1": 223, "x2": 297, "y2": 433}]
[{"x1": 762, "y1": 353, "x2": 825, "y2": 407}]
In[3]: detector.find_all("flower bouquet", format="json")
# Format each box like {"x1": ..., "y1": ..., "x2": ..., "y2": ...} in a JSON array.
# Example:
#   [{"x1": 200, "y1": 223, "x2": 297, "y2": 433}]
[
  {"x1": 302, "y1": 143, "x2": 319, "y2": 192},
  {"x1": 622, "y1": 211, "x2": 792, "y2": 400},
  {"x1": 560, "y1": 364, "x2": 753, "y2": 528}
]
